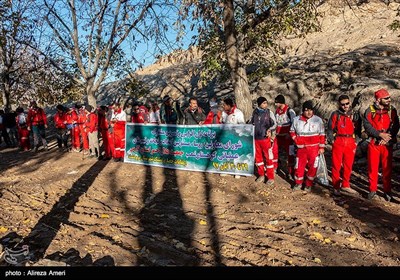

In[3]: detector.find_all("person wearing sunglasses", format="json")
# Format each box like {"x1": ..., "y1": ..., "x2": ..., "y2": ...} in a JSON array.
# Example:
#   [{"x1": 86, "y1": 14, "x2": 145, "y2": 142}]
[
  {"x1": 327, "y1": 95, "x2": 362, "y2": 196},
  {"x1": 363, "y1": 88, "x2": 399, "y2": 202}
]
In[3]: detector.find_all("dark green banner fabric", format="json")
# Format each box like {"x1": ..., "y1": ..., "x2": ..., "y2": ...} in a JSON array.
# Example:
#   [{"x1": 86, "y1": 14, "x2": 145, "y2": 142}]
[{"x1": 125, "y1": 124, "x2": 254, "y2": 176}]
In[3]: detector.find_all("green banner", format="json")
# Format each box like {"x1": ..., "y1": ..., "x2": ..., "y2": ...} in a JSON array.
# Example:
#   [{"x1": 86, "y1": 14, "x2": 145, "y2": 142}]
[{"x1": 124, "y1": 124, "x2": 254, "y2": 175}]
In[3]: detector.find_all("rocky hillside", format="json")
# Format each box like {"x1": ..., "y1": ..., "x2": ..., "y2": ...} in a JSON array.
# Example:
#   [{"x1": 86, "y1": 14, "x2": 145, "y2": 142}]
[{"x1": 98, "y1": 1, "x2": 400, "y2": 119}]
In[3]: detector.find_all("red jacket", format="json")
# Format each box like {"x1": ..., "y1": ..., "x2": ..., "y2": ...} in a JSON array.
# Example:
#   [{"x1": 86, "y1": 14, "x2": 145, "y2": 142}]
[
  {"x1": 98, "y1": 112, "x2": 109, "y2": 131},
  {"x1": 327, "y1": 110, "x2": 361, "y2": 143},
  {"x1": 363, "y1": 104, "x2": 399, "y2": 145},
  {"x1": 203, "y1": 110, "x2": 222, "y2": 124},
  {"x1": 131, "y1": 112, "x2": 147, "y2": 123},
  {"x1": 66, "y1": 110, "x2": 78, "y2": 126},
  {"x1": 54, "y1": 111, "x2": 67, "y2": 129},
  {"x1": 27, "y1": 107, "x2": 47, "y2": 127},
  {"x1": 77, "y1": 109, "x2": 87, "y2": 125},
  {"x1": 86, "y1": 112, "x2": 98, "y2": 133},
  {"x1": 290, "y1": 115, "x2": 325, "y2": 148}
]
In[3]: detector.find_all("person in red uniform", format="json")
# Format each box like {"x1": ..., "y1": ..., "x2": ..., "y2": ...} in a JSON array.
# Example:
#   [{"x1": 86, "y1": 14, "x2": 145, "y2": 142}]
[
  {"x1": 99, "y1": 106, "x2": 113, "y2": 160},
  {"x1": 111, "y1": 103, "x2": 127, "y2": 162},
  {"x1": 77, "y1": 104, "x2": 89, "y2": 154},
  {"x1": 363, "y1": 89, "x2": 399, "y2": 201},
  {"x1": 85, "y1": 105, "x2": 100, "y2": 159},
  {"x1": 131, "y1": 103, "x2": 147, "y2": 123},
  {"x1": 203, "y1": 96, "x2": 223, "y2": 125},
  {"x1": 66, "y1": 107, "x2": 80, "y2": 152},
  {"x1": 27, "y1": 101, "x2": 48, "y2": 152},
  {"x1": 273, "y1": 94, "x2": 296, "y2": 178},
  {"x1": 15, "y1": 107, "x2": 30, "y2": 151},
  {"x1": 251, "y1": 97, "x2": 277, "y2": 186},
  {"x1": 327, "y1": 95, "x2": 362, "y2": 196},
  {"x1": 290, "y1": 100, "x2": 325, "y2": 191},
  {"x1": 54, "y1": 105, "x2": 69, "y2": 151}
]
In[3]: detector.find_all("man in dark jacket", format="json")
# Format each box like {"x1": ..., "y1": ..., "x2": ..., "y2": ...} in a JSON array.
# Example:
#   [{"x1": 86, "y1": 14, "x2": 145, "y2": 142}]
[
  {"x1": 160, "y1": 96, "x2": 179, "y2": 124},
  {"x1": 251, "y1": 97, "x2": 277, "y2": 186},
  {"x1": 0, "y1": 109, "x2": 11, "y2": 147},
  {"x1": 183, "y1": 97, "x2": 206, "y2": 125}
]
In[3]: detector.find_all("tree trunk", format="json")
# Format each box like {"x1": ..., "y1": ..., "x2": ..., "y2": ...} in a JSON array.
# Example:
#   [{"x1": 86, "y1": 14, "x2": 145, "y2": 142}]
[
  {"x1": 1, "y1": 73, "x2": 11, "y2": 110},
  {"x1": 223, "y1": 0, "x2": 253, "y2": 121},
  {"x1": 86, "y1": 78, "x2": 97, "y2": 108},
  {"x1": 87, "y1": 90, "x2": 97, "y2": 108}
]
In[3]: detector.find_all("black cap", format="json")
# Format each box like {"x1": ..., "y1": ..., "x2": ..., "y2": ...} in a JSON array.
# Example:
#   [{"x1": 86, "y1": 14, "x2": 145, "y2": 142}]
[
  {"x1": 302, "y1": 100, "x2": 314, "y2": 111},
  {"x1": 85, "y1": 105, "x2": 93, "y2": 112},
  {"x1": 257, "y1": 96, "x2": 267, "y2": 107},
  {"x1": 274, "y1": 94, "x2": 285, "y2": 104}
]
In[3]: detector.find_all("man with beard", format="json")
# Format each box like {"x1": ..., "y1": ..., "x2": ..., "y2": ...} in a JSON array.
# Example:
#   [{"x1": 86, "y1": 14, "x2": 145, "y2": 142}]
[
  {"x1": 327, "y1": 95, "x2": 361, "y2": 196},
  {"x1": 363, "y1": 89, "x2": 399, "y2": 202}
]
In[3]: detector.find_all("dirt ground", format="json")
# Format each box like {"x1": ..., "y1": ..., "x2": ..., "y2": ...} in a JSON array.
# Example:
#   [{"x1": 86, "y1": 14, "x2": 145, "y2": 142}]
[{"x1": 0, "y1": 138, "x2": 399, "y2": 267}]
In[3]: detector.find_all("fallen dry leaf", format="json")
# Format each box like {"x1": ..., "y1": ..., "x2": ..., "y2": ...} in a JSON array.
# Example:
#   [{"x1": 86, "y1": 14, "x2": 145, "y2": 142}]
[
  {"x1": 311, "y1": 219, "x2": 321, "y2": 225},
  {"x1": 312, "y1": 232, "x2": 324, "y2": 241},
  {"x1": 346, "y1": 236, "x2": 356, "y2": 242},
  {"x1": 0, "y1": 226, "x2": 8, "y2": 233},
  {"x1": 314, "y1": 258, "x2": 322, "y2": 264},
  {"x1": 324, "y1": 238, "x2": 331, "y2": 244}
]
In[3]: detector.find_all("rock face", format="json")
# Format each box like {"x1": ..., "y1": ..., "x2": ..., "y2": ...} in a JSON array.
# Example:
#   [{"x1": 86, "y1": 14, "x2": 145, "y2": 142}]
[{"x1": 99, "y1": 1, "x2": 400, "y2": 118}]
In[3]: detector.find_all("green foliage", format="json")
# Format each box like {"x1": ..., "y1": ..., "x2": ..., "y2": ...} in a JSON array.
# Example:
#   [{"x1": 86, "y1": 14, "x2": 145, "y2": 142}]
[
  {"x1": 389, "y1": 20, "x2": 400, "y2": 32},
  {"x1": 181, "y1": 0, "x2": 321, "y2": 83},
  {"x1": 389, "y1": 6, "x2": 400, "y2": 32}
]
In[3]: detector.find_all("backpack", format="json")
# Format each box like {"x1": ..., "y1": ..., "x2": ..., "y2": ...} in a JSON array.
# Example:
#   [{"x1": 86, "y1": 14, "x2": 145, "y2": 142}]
[
  {"x1": 331, "y1": 110, "x2": 361, "y2": 138},
  {"x1": 369, "y1": 104, "x2": 396, "y2": 122}
]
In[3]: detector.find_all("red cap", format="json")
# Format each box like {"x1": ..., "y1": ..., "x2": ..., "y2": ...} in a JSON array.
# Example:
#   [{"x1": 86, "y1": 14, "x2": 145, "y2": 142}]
[{"x1": 374, "y1": 89, "x2": 390, "y2": 99}]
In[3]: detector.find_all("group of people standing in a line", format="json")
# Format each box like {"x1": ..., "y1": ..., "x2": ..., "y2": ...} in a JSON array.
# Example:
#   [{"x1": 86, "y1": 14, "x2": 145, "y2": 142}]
[
  {"x1": 1, "y1": 88, "x2": 398, "y2": 202},
  {"x1": 251, "y1": 88, "x2": 398, "y2": 203}
]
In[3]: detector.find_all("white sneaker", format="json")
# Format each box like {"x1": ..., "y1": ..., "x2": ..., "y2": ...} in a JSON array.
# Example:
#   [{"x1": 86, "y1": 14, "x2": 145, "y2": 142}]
[
  {"x1": 220, "y1": 173, "x2": 228, "y2": 177},
  {"x1": 234, "y1": 175, "x2": 241, "y2": 179}
]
